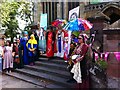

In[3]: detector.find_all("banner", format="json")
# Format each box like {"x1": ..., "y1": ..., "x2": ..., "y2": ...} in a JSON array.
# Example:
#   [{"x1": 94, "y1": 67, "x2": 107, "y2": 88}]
[
  {"x1": 114, "y1": 52, "x2": 120, "y2": 62},
  {"x1": 69, "y1": 6, "x2": 80, "y2": 21},
  {"x1": 40, "y1": 13, "x2": 47, "y2": 30}
]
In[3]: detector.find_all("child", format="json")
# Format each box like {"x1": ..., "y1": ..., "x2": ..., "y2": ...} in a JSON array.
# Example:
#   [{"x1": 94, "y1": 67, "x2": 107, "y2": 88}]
[{"x1": 3, "y1": 40, "x2": 13, "y2": 73}]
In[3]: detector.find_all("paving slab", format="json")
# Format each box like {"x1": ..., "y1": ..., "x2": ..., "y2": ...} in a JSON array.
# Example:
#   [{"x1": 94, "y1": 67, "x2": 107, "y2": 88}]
[{"x1": 2, "y1": 74, "x2": 44, "y2": 88}]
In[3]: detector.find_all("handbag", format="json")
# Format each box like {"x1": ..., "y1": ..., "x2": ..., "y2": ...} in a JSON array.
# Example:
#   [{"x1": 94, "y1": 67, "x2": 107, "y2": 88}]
[
  {"x1": 15, "y1": 55, "x2": 20, "y2": 64},
  {"x1": 71, "y1": 55, "x2": 80, "y2": 63}
]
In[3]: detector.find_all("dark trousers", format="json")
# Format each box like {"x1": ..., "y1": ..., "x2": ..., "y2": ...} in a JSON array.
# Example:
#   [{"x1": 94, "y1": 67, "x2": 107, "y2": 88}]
[
  {"x1": 28, "y1": 51, "x2": 36, "y2": 64},
  {"x1": 68, "y1": 63, "x2": 74, "y2": 80},
  {"x1": 29, "y1": 56, "x2": 34, "y2": 64}
]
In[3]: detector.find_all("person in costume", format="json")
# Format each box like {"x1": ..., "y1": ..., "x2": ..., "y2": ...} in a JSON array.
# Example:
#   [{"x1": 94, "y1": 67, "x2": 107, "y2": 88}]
[
  {"x1": 38, "y1": 27, "x2": 46, "y2": 54},
  {"x1": 20, "y1": 31, "x2": 29, "y2": 65},
  {"x1": 32, "y1": 30, "x2": 39, "y2": 61},
  {"x1": 26, "y1": 34, "x2": 37, "y2": 66},
  {"x1": 63, "y1": 30, "x2": 69, "y2": 61},
  {"x1": 46, "y1": 26, "x2": 55, "y2": 59},
  {"x1": 56, "y1": 25, "x2": 64, "y2": 58}
]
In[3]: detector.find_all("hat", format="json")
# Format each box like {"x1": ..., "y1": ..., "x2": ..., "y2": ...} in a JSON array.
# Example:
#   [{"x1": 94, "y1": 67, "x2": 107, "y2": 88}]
[
  {"x1": 24, "y1": 31, "x2": 28, "y2": 35},
  {"x1": 72, "y1": 31, "x2": 80, "y2": 37}
]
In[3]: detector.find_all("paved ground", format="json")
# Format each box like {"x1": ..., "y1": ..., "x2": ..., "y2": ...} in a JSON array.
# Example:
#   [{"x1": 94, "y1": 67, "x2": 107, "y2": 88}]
[{"x1": 1, "y1": 73, "x2": 44, "y2": 89}]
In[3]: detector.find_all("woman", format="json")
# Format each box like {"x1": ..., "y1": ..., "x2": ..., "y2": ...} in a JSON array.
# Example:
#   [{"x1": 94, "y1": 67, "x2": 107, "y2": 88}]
[
  {"x1": 12, "y1": 42, "x2": 19, "y2": 69},
  {"x1": 26, "y1": 34, "x2": 37, "y2": 66},
  {"x1": 70, "y1": 34, "x2": 89, "y2": 89},
  {"x1": 38, "y1": 28, "x2": 46, "y2": 54},
  {"x1": 3, "y1": 40, "x2": 13, "y2": 73},
  {"x1": 20, "y1": 31, "x2": 29, "y2": 65},
  {"x1": 46, "y1": 26, "x2": 55, "y2": 59},
  {"x1": 16, "y1": 38, "x2": 24, "y2": 69}
]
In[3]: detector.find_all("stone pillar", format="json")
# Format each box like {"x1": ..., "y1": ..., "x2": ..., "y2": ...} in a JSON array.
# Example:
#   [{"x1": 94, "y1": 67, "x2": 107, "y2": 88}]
[
  {"x1": 57, "y1": 2, "x2": 61, "y2": 19},
  {"x1": 39, "y1": 2, "x2": 43, "y2": 22},
  {"x1": 33, "y1": 2, "x2": 39, "y2": 24},
  {"x1": 79, "y1": 2, "x2": 85, "y2": 18},
  {"x1": 63, "y1": 1, "x2": 68, "y2": 20},
  {"x1": 50, "y1": 2, "x2": 53, "y2": 22},
  {"x1": 57, "y1": 1, "x2": 67, "y2": 19}
]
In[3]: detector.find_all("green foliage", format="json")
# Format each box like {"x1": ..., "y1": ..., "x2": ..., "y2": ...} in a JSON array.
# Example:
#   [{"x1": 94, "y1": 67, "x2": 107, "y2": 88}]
[
  {"x1": 18, "y1": 1, "x2": 33, "y2": 23},
  {"x1": 96, "y1": 58, "x2": 108, "y2": 70},
  {"x1": 0, "y1": 0, "x2": 33, "y2": 42}
]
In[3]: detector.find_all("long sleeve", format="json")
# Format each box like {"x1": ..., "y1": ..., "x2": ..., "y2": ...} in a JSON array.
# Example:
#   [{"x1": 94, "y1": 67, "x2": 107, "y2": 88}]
[
  {"x1": 81, "y1": 44, "x2": 88, "y2": 57},
  {"x1": 76, "y1": 44, "x2": 88, "y2": 62}
]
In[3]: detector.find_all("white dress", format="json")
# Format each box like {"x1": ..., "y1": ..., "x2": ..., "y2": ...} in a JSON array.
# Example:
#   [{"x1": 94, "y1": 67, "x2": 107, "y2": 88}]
[
  {"x1": 56, "y1": 30, "x2": 64, "y2": 57},
  {"x1": 3, "y1": 46, "x2": 13, "y2": 69}
]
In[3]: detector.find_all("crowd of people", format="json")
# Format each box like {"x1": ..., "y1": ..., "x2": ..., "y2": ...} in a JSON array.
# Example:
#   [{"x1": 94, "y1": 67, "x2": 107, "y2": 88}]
[{"x1": 0, "y1": 25, "x2": 92, "y2": 89}]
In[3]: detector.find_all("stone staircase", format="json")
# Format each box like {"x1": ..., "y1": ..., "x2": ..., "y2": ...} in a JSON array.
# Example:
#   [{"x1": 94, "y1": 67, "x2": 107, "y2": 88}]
[{"x1": 5, "y1": 55, "x2": 76, "y2": 89}]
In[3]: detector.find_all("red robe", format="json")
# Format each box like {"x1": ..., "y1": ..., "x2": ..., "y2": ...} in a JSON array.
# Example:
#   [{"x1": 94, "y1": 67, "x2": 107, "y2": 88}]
[{"x1": 46, "y1": 31, "x2": 55, "y2": 57}]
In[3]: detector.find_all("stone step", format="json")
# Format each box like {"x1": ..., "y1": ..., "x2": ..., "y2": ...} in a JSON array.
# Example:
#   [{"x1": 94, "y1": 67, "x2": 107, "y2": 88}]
[
  {"x1": 4, "y1": 72, "x2": 65, "y2": 88},
  {"x1": 38, "y1": 57, "x2": 68, "y2": 65},
  {"x1": 24, "y1": 65, "x2": 70, "y2": 79},
  {"x1": 14, "y1": 68, "x2": 74, "y2": 88},
  {"x1": 35, "y1": 61, "x2": 68, "y2": 72},
  {"x1": 39, "y1": 54, "x2": 66, "y2": 61}
]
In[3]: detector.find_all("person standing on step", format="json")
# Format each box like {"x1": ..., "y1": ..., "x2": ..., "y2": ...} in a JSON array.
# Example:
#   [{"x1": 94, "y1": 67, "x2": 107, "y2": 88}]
[
  {"x1": 66, "y1": 33, "x2": 78, "y2": 83},
  {"x1": 63, "y1": 30, "x2": 69, "y2": 62},
  {"x1": 26, "y1": 34, "x2": 37, "y2": 66},
  {"x1": 16, "y1": 38, "x2": 24, "y2": 69},
  {"x1": 71, "y1": 34, "x2": 89, "y2": 89},
  {"x1": 12, "y1": 42, "x2": 19, "y2": 69},
  {"x1": 32, "y1": 30, "x2": 39, "y2": 61},
  {"x1": 38, "y1": 27, "x2": 46, "y2": 55},
  {"x1": 46, "y1": 26, "x2": 55, "y2": 60},
  {"x1": 20, "y1": 31, "x2": 29, "y2": 65},
  {"x1": 56, "y1": 25, "x2": 64, "y2": 58},
  {"x1": 3, "y1": 40, "x2": 13, "y2": 73}
]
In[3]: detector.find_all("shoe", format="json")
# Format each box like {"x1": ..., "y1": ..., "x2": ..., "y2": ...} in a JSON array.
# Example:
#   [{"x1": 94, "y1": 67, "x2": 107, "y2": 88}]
[
  {"x1": 9, "y1": 70, "x2": 11, "y2": 73},
  {"x1": 66, "y1": 79, "x2": 76, "y2": 83},
  {"x1": 64, "y1": 61, "x2": 68, "y2": 63},
  {"x1": 6, "y1": 71, "x2": 9, "y2": 73}
]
